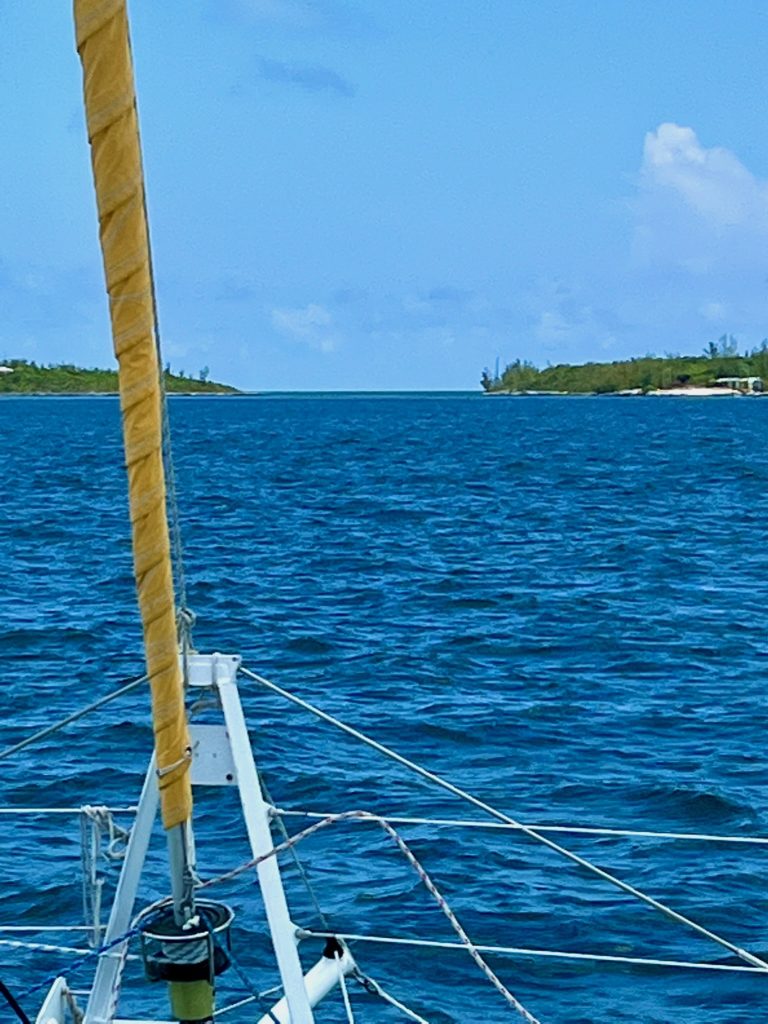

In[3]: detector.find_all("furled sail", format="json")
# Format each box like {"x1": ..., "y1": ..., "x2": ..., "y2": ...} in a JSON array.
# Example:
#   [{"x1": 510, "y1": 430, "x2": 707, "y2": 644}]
[{"x1": 74, "y1": 0, "x2": 192, "y2": 830}]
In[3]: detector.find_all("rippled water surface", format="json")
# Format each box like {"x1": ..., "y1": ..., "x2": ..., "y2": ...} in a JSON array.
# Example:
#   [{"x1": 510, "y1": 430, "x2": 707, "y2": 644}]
[{"x1": 2, "y1": 393, "x2": 768, "y2": 1023}]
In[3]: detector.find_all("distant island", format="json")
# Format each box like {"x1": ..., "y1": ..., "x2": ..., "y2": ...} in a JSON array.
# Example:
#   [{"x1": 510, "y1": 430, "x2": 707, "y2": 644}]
[
  {"x1": 0, "y1": 359, "x2": 239, "y2": 395},
  {"x1": 482, "y1": 335, "x2": 768, "y2": 396}
]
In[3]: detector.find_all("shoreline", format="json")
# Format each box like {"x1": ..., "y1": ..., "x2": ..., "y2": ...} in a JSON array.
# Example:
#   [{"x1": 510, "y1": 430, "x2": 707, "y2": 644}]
[
  {"x1": 3, "y1": 388, "x2": 765, "y2": 399},
  {"x1": 484, "y1": 388, "x2": 764, "y2": 398},
  {"x1": 0, "y1": 390, "x2": 239, "y2": 398}
]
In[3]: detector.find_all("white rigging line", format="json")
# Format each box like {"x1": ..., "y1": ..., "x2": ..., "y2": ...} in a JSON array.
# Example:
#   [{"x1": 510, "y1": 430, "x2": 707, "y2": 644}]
[
  {"x1": 274, "y1": 809, "x2": 768, "y2": 846},
  {"x1": 0, "y1": 807, "x2": 137, "y2": 816},
  {"x1": 0, "y1": 674, "x2": 148, "y2": 763},
  {"x1": 300, "y1": 930, "x2": 768, "y2": 975},
  {"x1": 213, "y1": 994, "x2": 260, "y2": 1017},
  {"x1": 2, "y1": 803, "x2": 765, "y2": 847},
  {"x1": 0, "y1": 938, "x2": 136, "y2": 960},
  {"x1": 336, "y1": 953, "x2": 356, "y2": 1023},
  {"x1": 352, "y1": 971, "x2": 430, "y2": 1023},
  {"x1": 2, "y1": 803, "x2": 765, "y2": 845},
  {"x1": 0, "y1": 938, "x2": 92, "y2": 956},
  {"x1": 0, "y1": 927, "x2": 92, "y2": 933},
  {"x1": 239, "y1": 666, "x2": 768, "y2": 974}
]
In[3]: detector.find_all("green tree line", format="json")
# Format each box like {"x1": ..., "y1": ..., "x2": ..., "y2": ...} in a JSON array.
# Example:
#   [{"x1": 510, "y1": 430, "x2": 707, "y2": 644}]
[
  {"x1": 482, "y1": 336, "x2": 768, "y2": 394},
  {"x1": 0, "y1": 359, "x2": 238, "y2": 394}
]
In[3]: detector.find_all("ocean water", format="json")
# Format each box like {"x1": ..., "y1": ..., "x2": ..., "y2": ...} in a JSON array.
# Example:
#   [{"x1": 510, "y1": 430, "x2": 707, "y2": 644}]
[{"x1": 2, "y1": 393, "x2": 768, "y2": 1023}]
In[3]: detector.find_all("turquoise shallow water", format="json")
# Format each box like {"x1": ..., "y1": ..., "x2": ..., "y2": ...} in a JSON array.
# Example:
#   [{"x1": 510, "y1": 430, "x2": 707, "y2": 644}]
[{"x1": 2, "y1": 393, "x2": 768, "y2": 1022}]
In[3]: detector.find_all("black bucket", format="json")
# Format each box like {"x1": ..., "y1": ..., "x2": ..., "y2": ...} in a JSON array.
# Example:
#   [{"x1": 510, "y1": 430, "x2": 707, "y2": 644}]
[{"x1": 138, "y1": 900, "x2": 234, "y2": 984}]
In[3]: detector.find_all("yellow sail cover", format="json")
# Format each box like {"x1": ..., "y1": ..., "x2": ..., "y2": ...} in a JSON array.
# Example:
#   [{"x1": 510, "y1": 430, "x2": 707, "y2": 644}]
[{"x1": 74, "y1": 0, "x2": 192, "y2": 829}]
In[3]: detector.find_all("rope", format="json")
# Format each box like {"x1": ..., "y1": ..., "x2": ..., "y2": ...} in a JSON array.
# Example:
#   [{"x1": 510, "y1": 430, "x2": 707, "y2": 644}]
[
  {"x1": 0, "y1": 980, "x2": 30, "y2": 1024},
  {"x1": 198, "y1": 810, "x2": 543, "y2": 1023},
  {"x1": 0, "y1": 937, "x2": 136, "y2": 960},
  {"x1": 155, "y1": 303, "x2": 195, "y2": 682},
  {"x1": 161, "y1": 387, "x2": 189, "y2": 616},
  {"x1": 199, "y1": 906, "x2": 280, "y2": 1024},
  {"x1": 0, "y1": 807, "x2": 138, "y2": 816},
  {"x1": 140, "y1": 94, "x2": 194, "y2": 655},
  {"x1": 224, "y1": 938, "x2": 282, "y2": 1023},
  {"x1": 305, "y1": 931, "x2": 768, "y2": 975},
  {"x1": 263, "y1": 778, "x2": 427, "y2": 1023},
  {"x1": 0, "y1": 927, "x2": 92, "y2": 933},
  {"x1": 159, "y1": 368, "x2": 196, "y2": 680},
  {"x1": 80, "y1": 808, "x2": 103, "y2": 948},
  {"x1": 213, "y1": 994, "x2": 259, "y2": 1017},
  {"x1": 274, "y1": 809, "x2": 768, "y2": 846},
  {"x1": 245, "y1": 936, "x2": 419, "y2": 1024},
  {"x1": 352, "y1": 970, "x2": 430, "y2": 1023},
  {"x1": 160, "y1": 376, "x2": 196, "y2": 671},
  {"x1": 22, "y1": 804, "x2": 762, "y2": 1022},
  {"x1": 336, "y1": 953, "x2": 356, "y2": 1023},
  {"x1": 239, "y1": 667, "x2": 768, "y2": 973},
  {"x1": 0, "y1": 674, "x2": 148, "y2": 763},
  {"x1": 240, "y1": 948, "x2": 423, "y2": 1024},
  {"x1": 262, "y1": 778, "x2": 330, "y2": 930},
  {"x1": 19, "y1": 908, "x2": 159, "y2": 1000},
  {"x1": 212, "y1": 986, "x2": 288, "y2": 1018},
  {"x1": 80, "y1": 806, "x2": 130, "y2": 948},
  {"x1": 213, "y1": 982, "x2": 285, "y2": 1017},
  {"x1": 0, "y1": 939, "x2": 93, "y2": 956}
]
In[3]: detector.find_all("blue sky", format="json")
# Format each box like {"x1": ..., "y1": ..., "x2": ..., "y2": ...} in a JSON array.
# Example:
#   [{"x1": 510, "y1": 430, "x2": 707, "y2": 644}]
[{"x1": 2, "y1": 1, "x2": 768, "y2": 390}]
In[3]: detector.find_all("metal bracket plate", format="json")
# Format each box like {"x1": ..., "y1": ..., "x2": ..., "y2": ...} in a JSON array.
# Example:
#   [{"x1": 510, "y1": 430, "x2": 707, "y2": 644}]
[
  {"x1": 186, "y1": 653, "x2": 241, "y2": 689},
  {"x1": 190, "y1": 724, "x2": 237, "y2": 787}
]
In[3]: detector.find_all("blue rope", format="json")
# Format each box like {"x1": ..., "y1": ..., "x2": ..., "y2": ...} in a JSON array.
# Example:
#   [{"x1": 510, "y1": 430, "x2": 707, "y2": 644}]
[
  {"x1": 24, "y1": 905, "x2": 282, "y2": 1023},
  {"x1": 18, "y1": 909, "x2": 162, "y2": 1001}
]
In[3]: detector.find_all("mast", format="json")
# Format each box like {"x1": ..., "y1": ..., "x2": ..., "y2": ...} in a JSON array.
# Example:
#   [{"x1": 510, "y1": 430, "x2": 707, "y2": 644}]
[
  {"x1": 70, "y1": 8, "x2": 321, "y2": 1022},
  {"x1": 73, "y1": 0, "x2": 193, "y2": 920}
]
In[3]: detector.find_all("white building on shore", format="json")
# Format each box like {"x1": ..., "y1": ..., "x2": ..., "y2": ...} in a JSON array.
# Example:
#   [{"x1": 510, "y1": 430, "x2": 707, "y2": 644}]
[{"x1": 714, "y1": 376, "x2": 763, "y2": 393}]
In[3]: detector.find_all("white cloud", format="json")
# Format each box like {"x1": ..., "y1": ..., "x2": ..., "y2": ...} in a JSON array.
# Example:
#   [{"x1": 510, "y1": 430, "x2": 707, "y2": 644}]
[
  {"x1": 271, "y1": 303, "x2": 338, "y2": 352},
  {"x1": 634, "y1": 124, "x2": 768, "y2": 272},
  {"x1": 642, "y1": 123, "x2": 768, "y2": 228}
]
